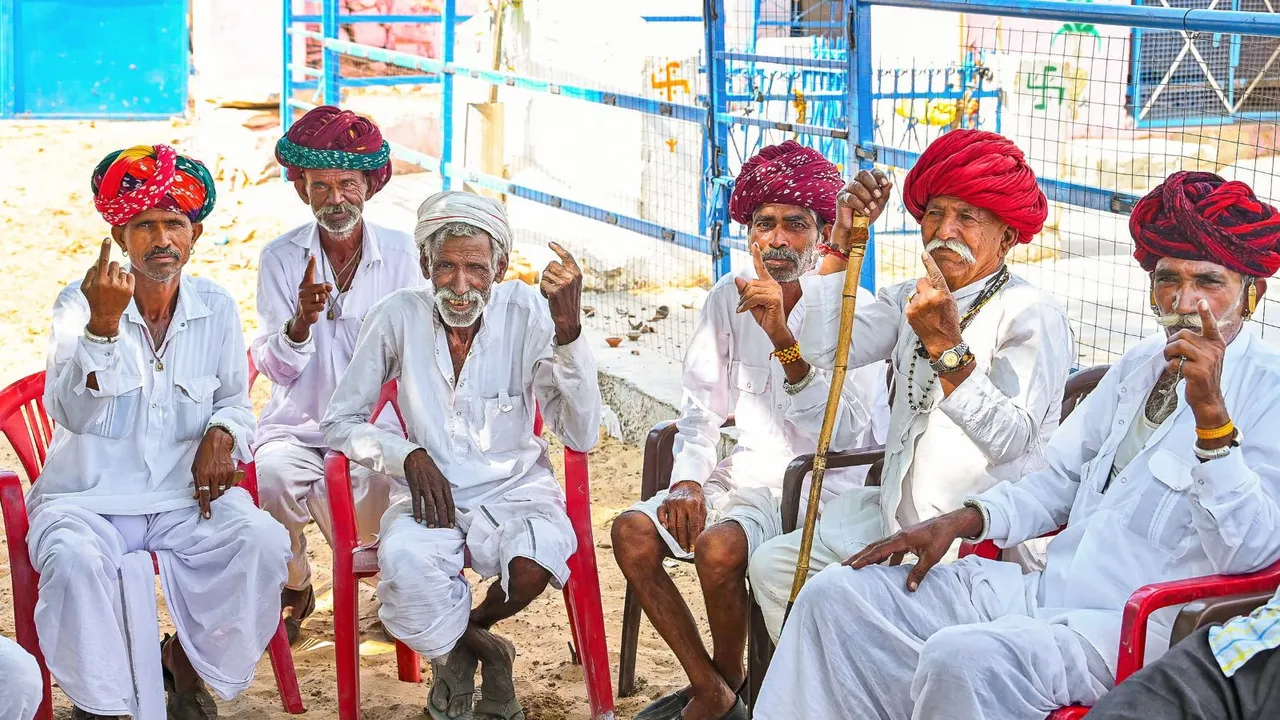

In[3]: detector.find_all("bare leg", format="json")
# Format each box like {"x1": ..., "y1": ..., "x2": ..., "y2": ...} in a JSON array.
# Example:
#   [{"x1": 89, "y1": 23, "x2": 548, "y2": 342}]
[
  {"x1": 612, "y1": 511, "x2": 733, "y2": 719},
  {"x1": 162, "y1": 635, "x2": 217, "y2": 719},
  {"x1": 690, "y1": 522, "x2": 749, "y2": 717}
]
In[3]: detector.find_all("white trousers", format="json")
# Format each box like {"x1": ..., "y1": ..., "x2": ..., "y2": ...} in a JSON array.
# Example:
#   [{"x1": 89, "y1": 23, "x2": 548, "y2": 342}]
[
  {"x1": 376, "y1": 480, "x2": 577, "y2": 660},
  {"x1": 27, "y1": 490, "x2": 290, "y2": 716},
  {"x1": 255, "y1": 440, "x2": 396, "y2": 590},
  {"x1": 755, "y1": 557, "x2": 1113, "y2": 720},
  {"x1": 0, "y1": 635, "x2": 42, "y2": 720}
]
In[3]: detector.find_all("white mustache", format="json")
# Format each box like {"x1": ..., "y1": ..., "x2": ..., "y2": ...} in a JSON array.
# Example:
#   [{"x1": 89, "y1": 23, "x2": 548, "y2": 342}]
[
  {"x1": 1156, "y1": 313, "x2": 1203, "y2": 330},
  {"x1": 925, "y1": 239, "x2": 976, "y2": 265}
]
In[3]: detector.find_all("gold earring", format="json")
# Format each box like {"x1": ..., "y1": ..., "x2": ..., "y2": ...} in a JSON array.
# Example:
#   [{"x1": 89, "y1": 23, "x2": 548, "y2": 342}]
[
  {"x1": 1150, "y1": 288, "x2": 1158, "y2": 313},
  {"x1": 1247, "y1": 281, "x2": 1258, "y2": 317}
]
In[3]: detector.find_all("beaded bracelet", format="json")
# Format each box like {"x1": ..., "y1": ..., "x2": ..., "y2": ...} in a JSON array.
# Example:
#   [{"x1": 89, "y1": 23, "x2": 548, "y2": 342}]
[
  {"x1": 1195, "y1": 420, "x2": 1235, "y2": 441},
  {"x1": 772, "y1": 343, "x2": 802, "y2": 364}
]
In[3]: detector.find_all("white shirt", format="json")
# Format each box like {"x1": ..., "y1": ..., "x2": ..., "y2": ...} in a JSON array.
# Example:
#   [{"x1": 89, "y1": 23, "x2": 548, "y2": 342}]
[
  {"x1": 321, "y1": 281, "x2": 602, "y2": 505},
  {"x1": 974, "y1": 326, "x2": 1280, "y2": 674},
  {"x1": 671, "y1": 268, "x2": 889, "y2": 502},
  {"x1": 252, "y1": 221, "x2": 424, "y2": 449},
  {"x1": 799, "y1": 269, "x2": 1075, "y2": 533},
  {"x1": 30, "y1": 275, "x2": 255, "y2": 516}
]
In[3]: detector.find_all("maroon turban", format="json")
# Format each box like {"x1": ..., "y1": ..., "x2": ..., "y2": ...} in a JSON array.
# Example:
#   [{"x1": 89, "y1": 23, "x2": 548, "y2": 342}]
[
  {"x1": 902, "y1": 129, "x2": 1047, "y2": 244},
  {"x1": 1130, "y1": 171, "x2": 1280, "y2": 278},
  {"x1": 729, "y1": 140, "x2": 843, "y2": 226},
  {"x1": 275, "y1": 105, "x2": 392, "y2": 195}
]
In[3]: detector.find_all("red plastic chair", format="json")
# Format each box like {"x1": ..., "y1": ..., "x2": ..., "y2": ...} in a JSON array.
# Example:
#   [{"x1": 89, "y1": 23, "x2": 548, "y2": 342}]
[
  {"x1": 959, "y1": 535, "x2": 1280, "y2": 718},
  {"x1": 0, "y1": 371, "x2": 305, "y2": 718},
  {"x1": 322, "y1": 389, "x2": 616, "y2": 720}
]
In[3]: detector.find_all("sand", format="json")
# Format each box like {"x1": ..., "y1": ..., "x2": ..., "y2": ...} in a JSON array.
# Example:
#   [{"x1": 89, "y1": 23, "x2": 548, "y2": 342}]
[{"x1": 0, "y1": 116, "x2": 707, "y2": 719}]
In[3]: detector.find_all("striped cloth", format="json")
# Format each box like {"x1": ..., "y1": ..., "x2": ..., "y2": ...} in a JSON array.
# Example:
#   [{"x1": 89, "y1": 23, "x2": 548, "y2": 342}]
[{"x1": 1207, "y1": 587, "x2": 1280, "y2": 677}]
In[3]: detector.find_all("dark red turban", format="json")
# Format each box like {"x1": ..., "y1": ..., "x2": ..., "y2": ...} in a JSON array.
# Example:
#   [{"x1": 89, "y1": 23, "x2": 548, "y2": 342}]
[
  {"x1": 1130, "y1": 171, "x2": 1280, "y2": 278},
  {"x1": 729, "y1": 140, "x2": 843, "y2": 225},
  {"x1": 275, "y1": 105, "x2": 392, "y2": 195},
  {"x1": 902, "y1": 129, "x2": 1047, "y2": 244}
]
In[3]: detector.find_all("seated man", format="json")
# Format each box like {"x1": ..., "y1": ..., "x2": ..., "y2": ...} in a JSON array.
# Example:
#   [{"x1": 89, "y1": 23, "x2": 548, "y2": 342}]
[
  {"x1": 755, "y1": 170, "x2": 1280, "y2": 720},
  {"x1": 0, "y1": 635, "x2": 42, "y2": 719},
  {"x1": 611, "y1": 140, "x2": 889, "y2": 720},
  {"x1": 744, "y1": 129, "x2": 1076, "y2": 643},
  {"x1": 1087, "y1": 584, "x2": 1280, "y2": 720},
  {"x1": 322, "y1": 190, "x2": 600, "y2": 720},
  {"x1": 28, "y1": 145, "x2": 289, "y2": 719},
  {"x1": 254, "y1": 105, "x2": 422, "y2": 641}
]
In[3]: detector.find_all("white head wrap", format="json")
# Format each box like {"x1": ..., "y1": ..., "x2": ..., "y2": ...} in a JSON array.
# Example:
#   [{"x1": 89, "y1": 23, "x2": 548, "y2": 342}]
[{"x1": 413, "y1": 190, "x2": 512, "y2": 261}]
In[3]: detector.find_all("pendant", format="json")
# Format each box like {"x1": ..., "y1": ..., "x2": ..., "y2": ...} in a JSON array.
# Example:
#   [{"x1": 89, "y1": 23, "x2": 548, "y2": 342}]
[
  {"x1": 155, "y1": 360, "x2": 164, "y2": 371},
  {"x1": 327, "y1": 309, "x2": 335, "y2": 321}
]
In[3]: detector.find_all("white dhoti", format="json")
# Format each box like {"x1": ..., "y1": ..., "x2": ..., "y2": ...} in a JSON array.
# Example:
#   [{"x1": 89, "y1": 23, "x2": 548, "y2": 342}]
[
  {"x1": 255, "y1": 440, "x2": 396, "y2": 589},
  {"x1": 755, "y1": 557, "x2": 1113, "y2": 720},
  {"x1": 27, "y1": 489, "x2": 290, "y2": 716},
  {"x1": 376, "y1": 480, "x2": 577, "y2": 660},
  {"x1": 626, "y1": 469, "x2": 784, "y2": 561},
  {"x1": 0, "y1": 635, "x2": 43, "y2": 720}
]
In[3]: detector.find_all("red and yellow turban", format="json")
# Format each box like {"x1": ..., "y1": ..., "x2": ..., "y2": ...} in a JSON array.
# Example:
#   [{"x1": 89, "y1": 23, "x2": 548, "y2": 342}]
[
  {"x1": 1130, "y1": 171, "x2": 1280, "y2": 277},
  {"x1": 729, "y1": 140, "x2": 843, "y2": 226},
  {"x1": 902, "y1": 129, "x2": 1047, "y2": 244},
  {"x1": 91, "y1": 145, "x2": 216, "y2": 227},
  {"x1": 275, "y1": 105, "x2": 392, "y2": 195}
]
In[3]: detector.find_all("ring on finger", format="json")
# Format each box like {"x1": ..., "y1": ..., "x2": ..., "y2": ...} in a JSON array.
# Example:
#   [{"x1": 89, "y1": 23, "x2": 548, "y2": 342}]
[
  {"x1": 198, "y1": 486, "x2": 211, "y2": 494},
  {"x1": 1177, "y1": 356, "x2": 1186, "y2": 374}
]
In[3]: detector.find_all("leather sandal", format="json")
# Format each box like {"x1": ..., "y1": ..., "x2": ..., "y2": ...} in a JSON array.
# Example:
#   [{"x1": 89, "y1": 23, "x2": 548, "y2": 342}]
[
  {"x1": 634, "y1": 689, "x2": 691, "y2": 720},
  {"x1": 428, "y1": 644, "x2": 479, "y2": 720},
  {"x1": 473, "y1": 631, "x2": 524, "y2": 720},
  {"x1": 281, "y1": 584, "x2": 316, "y2": 646},
  {"x1": 161, "y1": 634, "x2": 218, "y2": 720}
]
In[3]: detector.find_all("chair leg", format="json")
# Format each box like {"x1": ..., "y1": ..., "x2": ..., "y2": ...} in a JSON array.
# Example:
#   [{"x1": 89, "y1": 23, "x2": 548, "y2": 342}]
[
  {"x1": 267, "y1": 617, "x2": 306, "y2": 713},
  {"x1": 617, "y1": 581, "x2": 642, "y2": 698},
  {"x1": 563, "y1": 575, "x2": 616, "y2": 720},
  {"x1": 395, "y1": 641, "x2": 422, "y2": 683},
  {"x1": 746, "y1": 598, "x2": 774, "y2": 712},
  {"x1": 333, "y1": 565, "x2": 362, "y2": 720}
]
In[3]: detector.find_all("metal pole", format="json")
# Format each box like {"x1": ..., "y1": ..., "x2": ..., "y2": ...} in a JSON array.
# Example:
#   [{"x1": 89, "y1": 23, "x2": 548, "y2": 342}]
[
  {"x1": 704, "y1": 0, "x2": 732, "y2": 280},
  {"x1": 850, "y1": 0, "x2": 876, "y2": 292},
  {"x1": 441, "y1": 0, "x2": 456, "y2": 190},
  {"x1": 281, "y1": 0, "x2": 293, "y2": 178},
  {"x1": 866, "y1": 0, "x2": 1280, "y2": 36},
  {"x1": 322, "y1": 0, "x2": 340, "y2": 105}
]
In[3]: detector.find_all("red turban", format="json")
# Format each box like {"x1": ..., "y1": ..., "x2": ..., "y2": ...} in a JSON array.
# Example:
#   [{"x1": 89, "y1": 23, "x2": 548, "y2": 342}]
[
  {"x1": 729, "y1": 140, "x2": 843, "y2": 225},
  {"x1": 1130, "y1": 171, "x2": 1280, "y2": 277},
  {"x1": 91, "y1": 145, "x2": 216, "y2": 227},
  {"x1": 275, "y1": 105, "x2": 392, "y2": 195},
  {"x1": 902, "y1": 129, "x2": 1047, "y2": 244}
]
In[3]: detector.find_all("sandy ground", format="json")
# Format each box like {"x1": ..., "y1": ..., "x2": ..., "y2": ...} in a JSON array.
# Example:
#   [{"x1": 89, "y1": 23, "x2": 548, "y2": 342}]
[{"x1": 0, "y1": 117, "x2": 707, "y2": 719}]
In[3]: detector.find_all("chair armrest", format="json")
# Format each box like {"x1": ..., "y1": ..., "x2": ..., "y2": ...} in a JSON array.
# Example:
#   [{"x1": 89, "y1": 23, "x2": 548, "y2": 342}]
[
  {"x1": 1171, "y1": 592, "x2": 1277, "y2": 645},
  {"x1": 781, "y1": 445, "x2": 886, "y2": 534},
  {"x1": 640, "y1": 416, "x2": 736, "y2": 502},
  {"x1": 959, "y1": 526, "x2": 1064, "y2": 561},
  {"x1": 1116, "y1": 558, "x2": 1280, "y2": 682},
  {"x1": 563, "y1": 447, "x2": 594, "y2": 558},
  {"x1": 323, "y1": 451, "x2": 361, "y2": 558},
  {"x1": 238, "y1": 461, "x2": 260, "y2": 505}
]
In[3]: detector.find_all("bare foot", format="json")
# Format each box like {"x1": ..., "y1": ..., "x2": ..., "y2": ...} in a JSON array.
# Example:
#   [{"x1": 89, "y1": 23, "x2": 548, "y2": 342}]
[{"x1": 680, "y1": 676, "x2": 737, "y2": 720}]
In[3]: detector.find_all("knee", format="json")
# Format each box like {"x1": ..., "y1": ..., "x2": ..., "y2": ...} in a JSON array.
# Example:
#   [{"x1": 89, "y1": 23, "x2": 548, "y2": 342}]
[
  {"x1": 506, "y1": 557, "x2": 552, "y2": 600},
  {"x1": 38, "y1": 527, "x2": 106, "y2": 577},
  {"x1": 747, "y1": 536, "x2": 794, "y2": 594},
  {"x1": 610, "y1": 511, "x2": 663, "y2": 569},
  {"x1": 230, "y1": 504, "x2": 291, "y2": 557},
  {"x1": 918, "y1": 625, "x2": 1004, "y2": 684},
  {"x1": 253, "y1": 459, "x2": 291, "y2": 508},
  {"x1": 693, "y1": 522, "x2": 748, "y2": 578}
]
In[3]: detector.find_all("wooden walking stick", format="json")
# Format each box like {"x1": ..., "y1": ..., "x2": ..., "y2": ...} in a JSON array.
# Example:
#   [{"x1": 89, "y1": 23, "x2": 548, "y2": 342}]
[{"x1": 784, "y1": 213, "x2": 871, "y2": 622}]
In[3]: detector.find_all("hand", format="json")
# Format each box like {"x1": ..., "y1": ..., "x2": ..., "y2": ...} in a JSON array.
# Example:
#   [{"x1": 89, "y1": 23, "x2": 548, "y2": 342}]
[
  {"x1": 843, "y1": 506, "x2": 985, "y2": 591},
  {"x1": 191, "y1": 427, "x2": 240, "y2": 519},
  {"x1": 1164, "y1": 299, "x2": 1230, "y2": 429},
  {"x1": 405, "y1": 448, "x2": 456, "y2": 529},
  {"x1": 81, "y1": 238, "x2": 135, "y2": 337},
  {"x1": 291, "y1": 256, "x2": 333, "y2": 342},
  {"x1": 540, "y1": 242, "x2": 583, "y2": 345},
  {"x1": 657, "y1": 480, "x2": 708, "y2": 553},
  {"x1": 831, "y1": 169, "x2": 893, "y2": 252},
  {"x1": 904, "y1": 251, "x2": 963, "y2": 358},
  {"x1": 734, "y1": 245, "x2": 794, "y2": 349}
]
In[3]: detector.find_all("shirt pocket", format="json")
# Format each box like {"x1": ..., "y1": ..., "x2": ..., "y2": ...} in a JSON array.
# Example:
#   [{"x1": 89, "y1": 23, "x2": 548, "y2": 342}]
[
  {"x1": 477, "y1": 392, "x2": 529, "y2": 454},
  {"x1": 1122, "y1": 449, "x2": 1194, "y2": 558},
  {"x1": 730, "y1": 361, "x2": 772, "y2": 426},
  {"x1": 173, "y1": 375, "x2": 222, "y2": 443},
  {"x1": 86, "y1": 375, "x2": 144, "y2": 439}
]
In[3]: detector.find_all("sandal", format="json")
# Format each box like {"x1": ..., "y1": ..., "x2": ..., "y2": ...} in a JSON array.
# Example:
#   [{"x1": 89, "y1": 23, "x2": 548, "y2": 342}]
[
  {"x1": 281, "y1": 584, "x2": 316, "y2": 646},
  {"x1": 161, "y1": 634, "x2": 218, "y2": 720},
  {"x1": 634, "y1": 688, "x2": 691, "y2": 720},
  {"x1": 473, "y1": 631, "x2": 524, "y2": 720},
  {"x1": 427, "y1": 644, "x2": 479, "y2": 720}
]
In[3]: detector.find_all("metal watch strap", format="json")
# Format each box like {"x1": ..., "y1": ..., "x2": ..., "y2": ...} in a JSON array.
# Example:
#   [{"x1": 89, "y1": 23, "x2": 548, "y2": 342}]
[{"x1": 930, "y1": 341, "x2": 973, "y2": 374}]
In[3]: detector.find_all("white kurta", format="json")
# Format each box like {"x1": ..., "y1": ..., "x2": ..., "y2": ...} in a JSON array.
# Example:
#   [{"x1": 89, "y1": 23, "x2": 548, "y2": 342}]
[
  {"x1": 632, "y1": 267, "x2": 888, "y2": 558},
  {"x1": 321, "y1": 280, "x2": 601, "y2": 657},
  {"x1": 252, "y1": 221, "x2": 422, "y2": 589},
  {"x1": 28, "y1": 275, "x2": 289, "y2": 717},
  {"x1": 749, "y1": 268, "x2": 1075, "y2": 639},
  {"x1": 0, "y1": 635, "x2": 42, "y2": 720},
  {"x1": 758, "y1": 326, "x2": 1280, "y2": 720}
]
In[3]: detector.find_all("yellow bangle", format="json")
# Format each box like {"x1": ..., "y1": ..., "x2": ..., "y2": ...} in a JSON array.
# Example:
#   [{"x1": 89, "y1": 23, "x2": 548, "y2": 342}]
[
  {"x1": 1195, "y1": 421, "x2": 1235, "y2": 441},
  {"x1": 771, "y1": 344, "x2": 802, "y2": 364}
]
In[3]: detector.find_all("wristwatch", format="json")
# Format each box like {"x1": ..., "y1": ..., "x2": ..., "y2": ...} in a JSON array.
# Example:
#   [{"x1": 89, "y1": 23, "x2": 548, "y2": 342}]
[{"x1": 930, "y1": 341, "x2": 974, "y2": 375}]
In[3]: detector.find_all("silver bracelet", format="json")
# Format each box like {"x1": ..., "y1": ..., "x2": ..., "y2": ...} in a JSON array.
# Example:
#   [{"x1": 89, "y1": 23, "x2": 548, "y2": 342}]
[
  {"x1": 783, "y1": 364, "x2": 818, "y2": 395},
  {"x1": 206, "y1": 421, "x2": 237, "y2": 447},
  {"x1": 961, "y1": 499, "x2": 991, "y2": 541},
  {"x1": 282, "y1": 319, "x2": 312, "y2": 349},
  {"x1": 83, "y1": 326, "x2": 119, "y2": 344},
  {"x1": 1194, "y1": 428, "x2": 1242, "y2": 462}
]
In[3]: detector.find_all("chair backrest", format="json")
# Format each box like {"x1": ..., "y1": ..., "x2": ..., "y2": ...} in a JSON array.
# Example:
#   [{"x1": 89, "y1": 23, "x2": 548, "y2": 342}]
[
  {"x1": 0, "y1": 372, "x2": 53, "y2": 483},
  {"x1": 1060, "y1": 364, "x2": 1110, "y2": 423}
]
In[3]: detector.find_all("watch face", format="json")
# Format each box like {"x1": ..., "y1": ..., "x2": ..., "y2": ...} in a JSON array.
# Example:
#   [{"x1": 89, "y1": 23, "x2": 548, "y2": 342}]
[{"x1": 941, "y1": 349, "x2": 960, "y2": 368}]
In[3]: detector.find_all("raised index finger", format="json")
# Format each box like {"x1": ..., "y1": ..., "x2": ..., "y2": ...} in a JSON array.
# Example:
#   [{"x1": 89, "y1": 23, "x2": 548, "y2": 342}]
[
  {"x1": 1197, "y1": 299, "x2": 1222, "y2": 341},
  {"x1": 548, "y1": 241, "x2": 579, "y2": 271},
  {"x1": 751, "y1": 244, "x2": 773, "y2": 281},
  {"x1": 921, "y1": 251, "x2": 950, "y2": 292},
  {"x1": 303, "y1": 255, "x2": 316, "y2": 285}
]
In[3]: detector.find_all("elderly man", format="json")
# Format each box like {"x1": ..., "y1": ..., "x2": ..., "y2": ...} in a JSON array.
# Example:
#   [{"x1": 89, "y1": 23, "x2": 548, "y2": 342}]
[
  {"x1": 755, "y1": 170, "x2": 1280, "y2": 719},
  {"x1": 28, "y1": 145, "x2": 289, "y2": 719},
  {"x1": 0, "y1": 636, "x2": 42, "y2": 719},
  {"x1": 322, "y1": 190, "x2": 600, "y2": 720},
  {"x1": 744, "y1": 129, "x2": 1075, "y2": 644},
  {"x1": 611, "y1": 141, "x2": 888, "y2": 720},
  {"x1": 254, "y1": 105, "x2": 422, "y2": 641}
]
